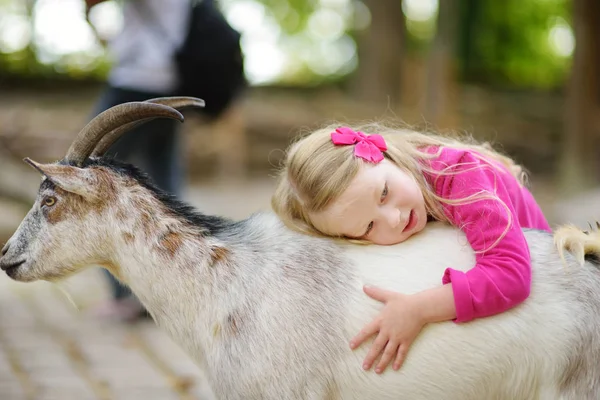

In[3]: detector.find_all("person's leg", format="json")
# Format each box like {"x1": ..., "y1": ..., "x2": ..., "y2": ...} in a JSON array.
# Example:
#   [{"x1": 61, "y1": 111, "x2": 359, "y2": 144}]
[{"x1": 136, "y1": 118, "x2": 184, "y2": 197}]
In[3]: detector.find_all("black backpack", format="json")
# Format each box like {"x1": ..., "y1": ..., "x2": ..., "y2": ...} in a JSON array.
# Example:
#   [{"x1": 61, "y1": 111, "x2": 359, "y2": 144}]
[
  {"x1": 174, "y1": 0, "x2": 246, "y2": 118},
  {"x1": 138, "y1": 0, "x2": 246, "y2": 119}
]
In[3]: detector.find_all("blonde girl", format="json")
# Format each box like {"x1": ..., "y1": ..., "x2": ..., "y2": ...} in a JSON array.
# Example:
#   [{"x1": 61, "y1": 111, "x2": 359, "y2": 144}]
[{"x1": 272, "y1": 123, "x2": 551, "y2": 374}]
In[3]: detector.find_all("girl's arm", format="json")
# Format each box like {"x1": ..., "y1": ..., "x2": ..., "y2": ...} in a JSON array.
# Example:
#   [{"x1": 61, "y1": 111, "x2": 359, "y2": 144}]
[
  {"x1": 351, "y1": 149, "x2": 545, "y2": 372},
  {"x1": 412, "y1": 284, "x2": 456, "y2": 323},
  {"x1": 430, "y1": 150, "x2": 538, "y2": 323}
]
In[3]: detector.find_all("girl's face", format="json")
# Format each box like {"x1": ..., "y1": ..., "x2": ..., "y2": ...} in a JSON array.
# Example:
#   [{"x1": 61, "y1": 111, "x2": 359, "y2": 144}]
[{"x1": 311, "y1": 159, "x2": 427, "y2": 245}]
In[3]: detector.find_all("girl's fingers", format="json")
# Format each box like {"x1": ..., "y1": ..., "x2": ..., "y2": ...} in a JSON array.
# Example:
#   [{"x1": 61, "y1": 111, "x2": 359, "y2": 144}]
[
  {"x1": 363, "y1": 285, "x2": 392, "y2": 302},
  {"x1": 393, "y1": 345, "x2": 409, "y2": 370},
  {"x1": 350, "y1": 320, "x2": 379, "y2": 349},
  {"x1": 362, "y1": 333, "x2": 388, "y2": 370},
  {"x1": 375, "y1": 340, "x2": 399, "y2": 374}
]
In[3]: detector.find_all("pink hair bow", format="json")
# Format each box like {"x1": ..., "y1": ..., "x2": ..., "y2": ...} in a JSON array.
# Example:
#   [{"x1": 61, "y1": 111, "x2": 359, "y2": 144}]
[{"x1": 330, "y1": 127, "x2": 387, "y2": 163}]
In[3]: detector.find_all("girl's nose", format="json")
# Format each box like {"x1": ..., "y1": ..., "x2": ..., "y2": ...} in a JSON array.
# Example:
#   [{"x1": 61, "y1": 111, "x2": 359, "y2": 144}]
[{"x1": 387, "y1": 208, "x2": 402, "y2": 229}]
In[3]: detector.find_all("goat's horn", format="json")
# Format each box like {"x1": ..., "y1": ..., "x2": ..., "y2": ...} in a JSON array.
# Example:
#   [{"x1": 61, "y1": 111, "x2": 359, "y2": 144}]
[
  {"x1": 596, "y1": 220, "x2": 600, "y2": 230},
  {"x1": 143, "y1": 96, "x2": 205, "y2": 109},
  {"x1": 65, "y1": 102, "x2": 185, "y2": 166},
  {"x1": 90, "y1": 97, "x2": 205, "y2": 158}
]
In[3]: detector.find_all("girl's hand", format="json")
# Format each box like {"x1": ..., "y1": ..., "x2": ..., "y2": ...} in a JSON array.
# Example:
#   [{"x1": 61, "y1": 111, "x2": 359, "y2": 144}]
[{"x1": 349, "y1": 285, "x2": 426, "y2": 373}]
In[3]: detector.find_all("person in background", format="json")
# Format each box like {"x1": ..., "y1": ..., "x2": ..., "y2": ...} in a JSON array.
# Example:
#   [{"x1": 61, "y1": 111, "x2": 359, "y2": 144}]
[{"x1": 85, "y1": 0, "x2": 246, "y2": 322}]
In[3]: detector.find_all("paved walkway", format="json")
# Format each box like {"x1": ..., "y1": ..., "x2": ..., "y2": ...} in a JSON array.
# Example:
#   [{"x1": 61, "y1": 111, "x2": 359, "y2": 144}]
[
  {"x1": 0, "y1": 270, "x2": 216, "y2": 400},
  {"x1": 0, "y1": 176, "x2": 599, "y2": 400}
]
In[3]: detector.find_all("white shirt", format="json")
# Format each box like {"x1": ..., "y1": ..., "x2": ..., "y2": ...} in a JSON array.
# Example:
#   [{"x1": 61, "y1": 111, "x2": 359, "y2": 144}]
[{"x1": 108, "y1": 0, "x2": 191, "y2": 93}]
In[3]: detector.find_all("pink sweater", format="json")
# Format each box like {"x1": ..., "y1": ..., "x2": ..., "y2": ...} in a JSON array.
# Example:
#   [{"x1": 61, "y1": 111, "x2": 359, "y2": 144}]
[{"x1": 423, "y1": 147, "x2": 551, "y2": 323}]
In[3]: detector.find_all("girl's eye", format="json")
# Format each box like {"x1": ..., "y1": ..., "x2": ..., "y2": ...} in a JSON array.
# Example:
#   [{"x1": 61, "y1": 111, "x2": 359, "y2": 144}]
[
  {"x1": 380, "y1": 183, "x2": 388, "y2": 202},
  {"x1": 43, "y1": 196, "x2": 56, "y2": 207}
]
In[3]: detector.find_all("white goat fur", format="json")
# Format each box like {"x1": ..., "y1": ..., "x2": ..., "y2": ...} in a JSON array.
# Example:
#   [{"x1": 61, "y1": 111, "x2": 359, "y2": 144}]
[{"x1": 1, "y1": 159, "x2": 600, "y2": 400}]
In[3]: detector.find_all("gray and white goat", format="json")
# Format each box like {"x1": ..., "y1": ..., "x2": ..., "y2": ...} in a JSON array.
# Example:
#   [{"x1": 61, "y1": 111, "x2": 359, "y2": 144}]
[{"x1": 1, "y1": 97, "x2": 600, "y2": 400}]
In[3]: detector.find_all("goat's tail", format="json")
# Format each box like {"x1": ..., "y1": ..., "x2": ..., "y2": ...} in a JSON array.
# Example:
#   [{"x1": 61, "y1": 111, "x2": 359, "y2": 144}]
[{"x1": 554, "y1": 222, "x2": 600, "y2": 266}]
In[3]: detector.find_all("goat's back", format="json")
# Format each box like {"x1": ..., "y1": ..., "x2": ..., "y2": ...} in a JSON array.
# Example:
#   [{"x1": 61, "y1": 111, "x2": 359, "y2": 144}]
[
  {"x1": 208, "y1": 217, "x2": 600, "y2": 399},
  {"x1": 334, "y1": 225, "x2": 600, "y2": 399}
]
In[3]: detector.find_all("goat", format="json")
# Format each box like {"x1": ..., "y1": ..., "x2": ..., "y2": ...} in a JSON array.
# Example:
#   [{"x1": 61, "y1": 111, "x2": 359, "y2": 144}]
[{"x1": 1, "y1": 97, "x2": 600, "y2": 400}]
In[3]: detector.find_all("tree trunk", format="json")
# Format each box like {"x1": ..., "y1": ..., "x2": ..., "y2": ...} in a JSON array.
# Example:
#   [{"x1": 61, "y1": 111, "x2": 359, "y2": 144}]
[
  {"x1": 423, "y1": 0, "x2": 460, "y2": 129},
  {"x1": 350, "y1": 0, "x2": 406, "y2": 107},
  {"x1": 559, "y1": 0, "x2": 600, "y2": 194},
  {"x1": 457, "y1": 0, "x2": 481, "y2": 80}
]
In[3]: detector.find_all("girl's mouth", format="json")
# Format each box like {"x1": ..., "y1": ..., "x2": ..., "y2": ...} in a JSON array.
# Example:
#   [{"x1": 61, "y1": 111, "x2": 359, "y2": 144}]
[{"x1": 403, "y1": 210, "x2": 417, "y2": 233}]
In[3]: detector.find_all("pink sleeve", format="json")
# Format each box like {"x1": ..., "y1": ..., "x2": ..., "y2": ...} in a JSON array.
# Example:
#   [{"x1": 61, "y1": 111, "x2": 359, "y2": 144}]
[{"x1": 432, "y1": 152, "x2": 532, "y2": 323}]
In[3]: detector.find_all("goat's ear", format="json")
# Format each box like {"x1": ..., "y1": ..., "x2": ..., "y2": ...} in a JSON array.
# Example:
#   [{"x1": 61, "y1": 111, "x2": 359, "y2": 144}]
[{"x1": 23, "y1": 158, "x2": 100, "y2": 201}]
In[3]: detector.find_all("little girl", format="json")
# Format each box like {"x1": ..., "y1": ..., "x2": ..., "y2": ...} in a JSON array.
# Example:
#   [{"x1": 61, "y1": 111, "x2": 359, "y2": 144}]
[{"x1": 272, "y1": 123, "x2": 551, "y2": 374}]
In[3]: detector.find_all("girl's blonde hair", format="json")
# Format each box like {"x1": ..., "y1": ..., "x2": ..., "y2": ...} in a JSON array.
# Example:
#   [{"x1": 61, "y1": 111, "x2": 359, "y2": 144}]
[{"x1": 271, "y1": 121, "x2": 526, "y2": 249}]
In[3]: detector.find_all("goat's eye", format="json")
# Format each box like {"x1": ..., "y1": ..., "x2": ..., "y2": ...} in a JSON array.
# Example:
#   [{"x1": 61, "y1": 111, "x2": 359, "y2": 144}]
[{"x1": 43, "y1": 197, "x2": 56, "y2": 207}]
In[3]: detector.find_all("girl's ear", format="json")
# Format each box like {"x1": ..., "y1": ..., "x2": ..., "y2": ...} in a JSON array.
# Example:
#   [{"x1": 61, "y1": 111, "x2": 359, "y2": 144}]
[{"x1": 24, "y1": 158, "x2": 101, "y2": 201}]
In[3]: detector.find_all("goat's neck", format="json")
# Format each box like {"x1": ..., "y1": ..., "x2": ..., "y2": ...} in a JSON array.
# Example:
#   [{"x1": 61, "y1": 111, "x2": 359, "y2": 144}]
[{"x1": 108, "y1": 205, "x2": 223, "y2": 359}]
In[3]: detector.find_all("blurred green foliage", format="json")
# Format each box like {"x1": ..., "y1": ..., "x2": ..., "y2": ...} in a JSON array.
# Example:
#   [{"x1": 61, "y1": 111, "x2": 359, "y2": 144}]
[
  {"x1": 458, "y1": 0, "x2": 572, "y2": 89},
  {"x1": 0, "y1": 47, "x2": 111, "y2": 82},
  {"x1": 258, "y1": 0, "x2": 318, "y2": 35},
  {"x1": 0, "y1": 0, "x2": 110, "y2": 84},
  {"x1": 0, "y1": 0, "x2": 574, "y2": 89}
]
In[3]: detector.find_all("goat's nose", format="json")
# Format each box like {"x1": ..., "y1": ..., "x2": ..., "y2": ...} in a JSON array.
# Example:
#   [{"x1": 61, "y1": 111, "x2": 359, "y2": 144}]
[{"x1": 1, "y1": 243, "x2": 9, "y2": 256}]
